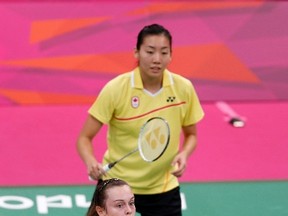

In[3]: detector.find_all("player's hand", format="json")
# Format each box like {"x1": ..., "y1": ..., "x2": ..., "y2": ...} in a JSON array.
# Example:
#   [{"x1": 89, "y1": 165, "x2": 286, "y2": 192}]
[
  {"x1": 87, "y1": 160, "x2": 106, "y2": 181},
  {"x1": 171, "y1": 152, "x2": 187, "y2": 177}
]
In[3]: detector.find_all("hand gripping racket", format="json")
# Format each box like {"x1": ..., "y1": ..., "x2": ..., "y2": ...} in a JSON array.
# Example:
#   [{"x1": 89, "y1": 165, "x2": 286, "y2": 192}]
[{"x1": 103, "y1": 117, "x2": 170, "y2": 172}]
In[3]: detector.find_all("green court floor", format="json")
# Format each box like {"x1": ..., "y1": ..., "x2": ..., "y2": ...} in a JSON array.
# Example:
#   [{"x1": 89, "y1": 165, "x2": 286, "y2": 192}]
[{"x1": 1, "y1": 181, "x2": 287, "y2": 216}]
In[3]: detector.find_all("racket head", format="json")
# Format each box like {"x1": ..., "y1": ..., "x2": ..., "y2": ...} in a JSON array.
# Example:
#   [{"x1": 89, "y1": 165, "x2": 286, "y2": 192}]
[{"x1": 138, "y1": 117, "x2": 170, "y2": 162}]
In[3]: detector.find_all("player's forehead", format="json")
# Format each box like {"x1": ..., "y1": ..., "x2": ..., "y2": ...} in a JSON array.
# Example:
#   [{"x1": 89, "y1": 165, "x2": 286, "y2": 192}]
[
  {"x1": 106, "y1": 185, "x2": 134, "y2": 202},
  {"x1": 141, "y1": 35, "x2": 170, "y2": 50}
]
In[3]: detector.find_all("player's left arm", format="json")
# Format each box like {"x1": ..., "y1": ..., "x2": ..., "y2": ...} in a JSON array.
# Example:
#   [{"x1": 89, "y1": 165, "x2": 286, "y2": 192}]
[{"x1": 171, "y1": 124, "x2": 197, "y2": 177}]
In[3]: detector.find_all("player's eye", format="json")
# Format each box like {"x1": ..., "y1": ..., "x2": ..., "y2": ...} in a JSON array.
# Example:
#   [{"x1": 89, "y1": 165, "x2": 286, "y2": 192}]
[{"x1": 116, "y1": 203, "x2": 124, "y2": 208}]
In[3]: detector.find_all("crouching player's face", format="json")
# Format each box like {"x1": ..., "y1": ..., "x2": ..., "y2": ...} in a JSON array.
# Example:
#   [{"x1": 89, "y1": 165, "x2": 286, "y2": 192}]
[{"x1": 96, "y1": 185, "x2": 136, "y2": 216}]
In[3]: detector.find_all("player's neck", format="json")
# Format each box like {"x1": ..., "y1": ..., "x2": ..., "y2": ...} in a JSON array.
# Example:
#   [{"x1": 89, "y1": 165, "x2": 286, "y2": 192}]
[
  {"x1": 142, "y1": 77, "x2": 162, "y2": 94},
  {"x1": 144, "y1": 85, "x2": 162, "y2": 94}
]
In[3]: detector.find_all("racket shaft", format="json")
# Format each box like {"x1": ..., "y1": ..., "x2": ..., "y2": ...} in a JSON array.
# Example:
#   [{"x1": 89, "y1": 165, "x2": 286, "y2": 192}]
[{"x1": 103, "y1": 148, "x2": 138, "y2": 172}]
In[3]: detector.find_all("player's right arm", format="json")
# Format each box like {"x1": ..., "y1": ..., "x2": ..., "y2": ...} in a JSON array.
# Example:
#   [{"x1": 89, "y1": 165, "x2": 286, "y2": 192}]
[{"x1": 76, "y1": 115, "x2": 104, "y2": 180}]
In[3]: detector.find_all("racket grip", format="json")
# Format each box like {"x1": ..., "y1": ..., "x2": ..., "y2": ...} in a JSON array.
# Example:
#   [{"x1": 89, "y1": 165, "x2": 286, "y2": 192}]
[
  {"x1": 103, "y1": 164, "x2": 111, "y2": 172},
  {"x1": 103, "y1": 162, "x2": 116, "y2": 172},
  {"x1": 88, "y1": 163, "x2": 115, "y2": 180}
]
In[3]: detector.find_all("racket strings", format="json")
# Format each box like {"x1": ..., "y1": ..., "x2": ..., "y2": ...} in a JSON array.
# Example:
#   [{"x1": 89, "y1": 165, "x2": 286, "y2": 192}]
[
  {"x1": 139, "y1": 119, "x2": 169, "y2": 162},
  {"x1": 144, "y1": 126, "x2": 166, "y2": 149}
]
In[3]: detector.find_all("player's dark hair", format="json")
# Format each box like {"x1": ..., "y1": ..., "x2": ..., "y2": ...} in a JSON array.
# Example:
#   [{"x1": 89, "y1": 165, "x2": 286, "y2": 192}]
[{"x1": 136, "y1": 23, "x2": 172, "y2": 51}]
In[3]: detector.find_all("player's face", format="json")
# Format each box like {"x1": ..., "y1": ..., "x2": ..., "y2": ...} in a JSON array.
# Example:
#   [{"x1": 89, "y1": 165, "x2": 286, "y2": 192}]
[
  {"x1": 96, "y1": 185, "x2": 136, "y2": 216},
  {"x1": 135, "y1": 34, "x2": 172, "y2": 80}
]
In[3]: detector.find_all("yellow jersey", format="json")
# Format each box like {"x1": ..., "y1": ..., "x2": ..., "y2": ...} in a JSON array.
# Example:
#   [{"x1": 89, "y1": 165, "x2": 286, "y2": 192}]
[{"x1": 89, "y1": 67, "x2": 204, "y2": 194}]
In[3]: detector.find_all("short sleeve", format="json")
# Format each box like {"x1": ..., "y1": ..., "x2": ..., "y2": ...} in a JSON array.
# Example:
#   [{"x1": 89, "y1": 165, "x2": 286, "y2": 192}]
[
  {"x1": 88, "y1": 82, "x2": 115, "y2": 124},
  {"x1": 183, "y1": 82, "x2": 204, "y2": 126}
]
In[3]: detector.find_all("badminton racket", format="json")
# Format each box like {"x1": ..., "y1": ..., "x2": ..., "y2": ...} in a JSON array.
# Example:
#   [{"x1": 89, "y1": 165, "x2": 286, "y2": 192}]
[{"x1": 103, "y1": 117, "x2": 170, "y2": 172}]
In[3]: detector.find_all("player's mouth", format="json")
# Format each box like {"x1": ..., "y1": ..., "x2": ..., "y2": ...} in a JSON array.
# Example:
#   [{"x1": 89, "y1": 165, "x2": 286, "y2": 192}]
[{"x1": 150, "y1": 66, "x2": 161, "y2": 73}]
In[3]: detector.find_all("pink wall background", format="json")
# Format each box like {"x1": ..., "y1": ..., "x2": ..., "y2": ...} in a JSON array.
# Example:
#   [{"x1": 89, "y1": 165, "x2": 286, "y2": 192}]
[{"x1": 0, "y1": 1, "x2": 287, "y2": 186}]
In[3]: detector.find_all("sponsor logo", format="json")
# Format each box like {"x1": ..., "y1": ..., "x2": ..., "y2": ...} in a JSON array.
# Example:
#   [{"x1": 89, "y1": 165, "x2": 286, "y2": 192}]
[{"x1": 166, "y1": 96, "x2": 176, "y2": 102}]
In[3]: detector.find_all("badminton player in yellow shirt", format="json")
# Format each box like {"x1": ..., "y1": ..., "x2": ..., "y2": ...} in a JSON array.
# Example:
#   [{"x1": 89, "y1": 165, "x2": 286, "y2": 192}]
[{"x1": 77, "y1": 23, "x2": 204, "y2": 216}]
